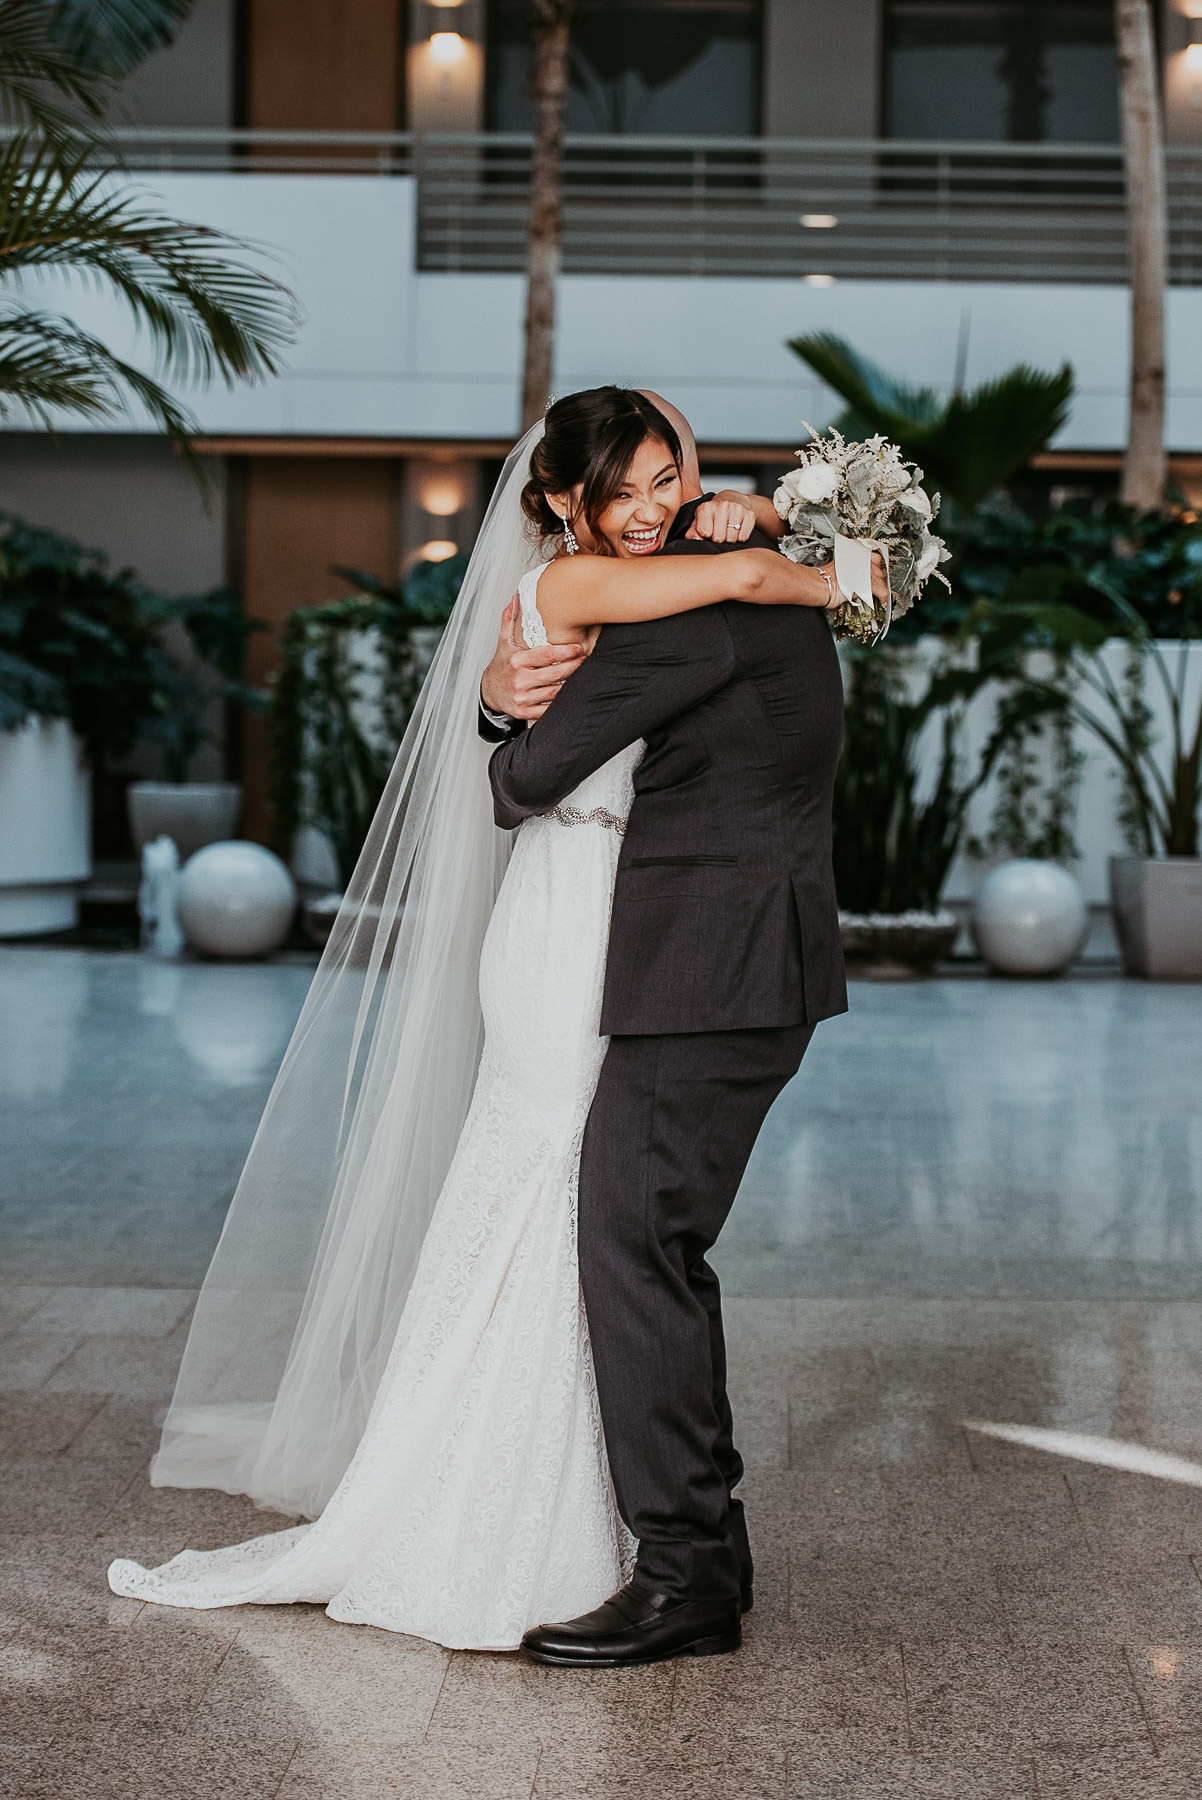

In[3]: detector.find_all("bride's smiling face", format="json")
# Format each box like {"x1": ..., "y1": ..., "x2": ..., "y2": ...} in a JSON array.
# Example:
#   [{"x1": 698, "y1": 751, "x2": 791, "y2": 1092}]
[{"x1": 549, "y1": 434, "x2": 683, "y2": 559}]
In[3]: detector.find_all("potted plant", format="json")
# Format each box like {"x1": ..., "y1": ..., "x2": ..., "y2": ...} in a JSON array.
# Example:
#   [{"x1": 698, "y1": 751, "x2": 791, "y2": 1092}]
[
  {"x1": 269, "y1": 555, "x2": 465, "y2": 920},
  {"x1": 127, "y1": 585, "x2": 267, "y2": 860},
  {"x1": 969, "y1": 551, "x2": 1202, "y2": 979},
  {"x1": 833, "y1": 640, "x2": 1048, "y2": 975},
  {"x1": 0, "y1": 514, "x2": 266, "y2": 933},
  {"x1": 1080, "y1": 632, "x2": 1201, "y2": 978},
  {"x1": 0, "y1": 515, "x2": 175, "y2": 933}
]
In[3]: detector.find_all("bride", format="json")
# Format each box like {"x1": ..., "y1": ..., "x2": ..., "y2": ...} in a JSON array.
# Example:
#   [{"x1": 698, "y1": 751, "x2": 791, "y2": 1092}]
[{"x1": 108, "y1": 388, "x2": 844, "y2": 1650}]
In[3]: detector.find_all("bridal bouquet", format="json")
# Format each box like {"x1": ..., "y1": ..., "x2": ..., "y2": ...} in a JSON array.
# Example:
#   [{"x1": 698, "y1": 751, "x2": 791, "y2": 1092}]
[{"x1": 773, "y1": 426, "x2": 951, "y2": 644}]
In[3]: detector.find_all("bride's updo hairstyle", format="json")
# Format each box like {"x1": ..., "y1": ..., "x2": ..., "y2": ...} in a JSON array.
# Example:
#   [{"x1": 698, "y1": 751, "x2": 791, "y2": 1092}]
[{"x1": 521, "y1": 386, "x2": 683, "y2": 556}]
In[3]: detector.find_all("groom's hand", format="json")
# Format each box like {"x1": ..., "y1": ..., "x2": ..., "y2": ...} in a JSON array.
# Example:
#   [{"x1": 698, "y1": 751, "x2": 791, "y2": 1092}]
[{"x1": 481, "y1": 597, "x2": 587, "y2": 721}]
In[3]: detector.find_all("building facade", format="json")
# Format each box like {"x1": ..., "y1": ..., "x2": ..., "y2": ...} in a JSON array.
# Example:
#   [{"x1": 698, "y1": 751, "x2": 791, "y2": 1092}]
[{"x1": 4, "y1": 0, "x2": 1201, "y2": 831}]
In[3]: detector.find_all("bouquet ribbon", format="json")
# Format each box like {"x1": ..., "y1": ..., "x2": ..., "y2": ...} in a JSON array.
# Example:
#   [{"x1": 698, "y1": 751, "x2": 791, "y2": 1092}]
[{"x1": 833, "y1": 534, "x2": 892, "y2": 640}]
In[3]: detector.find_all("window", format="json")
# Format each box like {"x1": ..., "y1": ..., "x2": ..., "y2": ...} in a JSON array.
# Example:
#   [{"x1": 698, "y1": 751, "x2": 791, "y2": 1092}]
[
  {"x1": 883, "y1": 1, "x2": 1120, "y2": 143},
  {"x1": 486, "y1": 0, "x2": 762, "y2": 137}
]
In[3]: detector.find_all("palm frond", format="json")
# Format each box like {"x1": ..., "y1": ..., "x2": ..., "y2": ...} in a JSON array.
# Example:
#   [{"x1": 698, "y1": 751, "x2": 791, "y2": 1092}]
[
  {"x1": 787, "y1": 331, "x2": 1073, "y2": 511},
  {"x1": 0, "y1": 305, "x2": 197, "y2": 438},
  {"x1": 49, "y1": 0, "x2": 194, "y2": 79},
  {"x1": 0, "y1": 0, "x2": 105, "y2": 132},
  {"x1": 787, "y1": 331, "x2": 944, "y2": 434},
  {"x1": 910, "y1": 365, "x2": 1074, "y2": 511},
  {"x1": 0, "y1": 133, "x2": 297, "y2": 386}
]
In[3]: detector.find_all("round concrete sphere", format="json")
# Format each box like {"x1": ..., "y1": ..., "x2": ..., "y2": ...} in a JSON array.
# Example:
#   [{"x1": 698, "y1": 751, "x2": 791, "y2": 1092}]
[
  {"x1": 971, "y1": 859, "x2": 1088, "y2": 977},
  {"x1": 177, "y1": 841, "x2": 296, "y2": 959}
]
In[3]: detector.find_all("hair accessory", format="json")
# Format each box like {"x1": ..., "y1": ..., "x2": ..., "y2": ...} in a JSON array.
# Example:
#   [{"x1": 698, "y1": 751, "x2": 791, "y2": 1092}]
[{"x1": 561, "y1": 516, "x2": 580, "y2": 555}]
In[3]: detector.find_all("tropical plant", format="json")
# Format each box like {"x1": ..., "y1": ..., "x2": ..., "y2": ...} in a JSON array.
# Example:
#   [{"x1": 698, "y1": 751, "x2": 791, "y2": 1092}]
[
  {"x1": 786, "y1": 332, "x2": 1073, "y2": 514},
  {"x1": 972, "y1": 571, "x2": 1201, "y2": 858},
  {"x1": 138, "y1": 584, "x2": 267, "y2": 782},
  {"x1": 38, "y1": 0, "x2": 194, "y2": 82},
  {"x1": 967, "y1": 668, "x2": 1086, "y2": 865},
  {"x1": 0, "y1": 0, "x2": 295, "y2": 444},
  {"x1": 0, "y1": 510, "x2": 265, "y2": 780},
  {"x1": 269, "y1": 557, "x2": 467, "y2": 884},
  {"x1": 0, "y1": 511, "x2": 174, "y2": 763},
  {"x1": 833, "y1": 641, "x2": 1060, "y2": 914},
  {"x1": 902, "y1": 496, "x2": 1202, "y2": 643}
]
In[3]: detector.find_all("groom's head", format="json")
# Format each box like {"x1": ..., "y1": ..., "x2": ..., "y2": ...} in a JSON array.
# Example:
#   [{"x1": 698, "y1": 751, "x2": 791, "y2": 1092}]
[{"x1": 637, "y1": 391, "x2": 702, "y2": 501}]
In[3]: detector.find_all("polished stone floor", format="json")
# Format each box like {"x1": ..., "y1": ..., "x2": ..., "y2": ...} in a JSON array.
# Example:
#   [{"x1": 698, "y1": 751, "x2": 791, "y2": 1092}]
[{"x1": 2, "y1": 948, "x2": 1202, "y2": 1798}]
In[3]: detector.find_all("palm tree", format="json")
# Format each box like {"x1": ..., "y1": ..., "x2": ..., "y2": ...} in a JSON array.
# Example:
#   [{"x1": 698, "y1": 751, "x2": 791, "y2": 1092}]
[
  {"x1": 0, "y1": 0, "x2": 294, "y2": 443},
  {"x1": 1115, "y1": 0, "x2": 1167, "y2": 511},
  {"x1": 787, "y1": 332, "x2": 1073, "y2": 513},
  {"x1": 519, "y1": 0, "x2": 572, "y2": 433}
]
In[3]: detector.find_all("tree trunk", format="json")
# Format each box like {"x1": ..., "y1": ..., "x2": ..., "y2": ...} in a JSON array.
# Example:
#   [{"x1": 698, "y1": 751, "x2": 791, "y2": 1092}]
[
  {"x1": 519, "y1": 0, "x2": 572, "y2": 433},
  {"x1": 1115, "y1": 0, "x2": 1167, "y2": 511}
]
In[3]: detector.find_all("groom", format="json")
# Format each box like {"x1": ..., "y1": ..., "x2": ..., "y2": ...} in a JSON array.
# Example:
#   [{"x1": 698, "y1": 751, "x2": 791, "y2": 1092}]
[{"x1": 479, "y1": 401, "x2": 848, "y2": 1667}]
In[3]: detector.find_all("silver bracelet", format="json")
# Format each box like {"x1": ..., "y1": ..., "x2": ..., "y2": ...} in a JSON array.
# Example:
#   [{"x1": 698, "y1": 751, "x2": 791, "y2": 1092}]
[{"x1": 819, "y1": 565, "x2": 838, "y2": 607}]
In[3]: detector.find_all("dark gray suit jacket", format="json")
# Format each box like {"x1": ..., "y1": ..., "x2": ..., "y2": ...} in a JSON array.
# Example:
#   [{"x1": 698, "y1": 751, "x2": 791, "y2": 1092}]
[{"x1": 487, "y1": 537, "x2": 847, "y2": 1037}]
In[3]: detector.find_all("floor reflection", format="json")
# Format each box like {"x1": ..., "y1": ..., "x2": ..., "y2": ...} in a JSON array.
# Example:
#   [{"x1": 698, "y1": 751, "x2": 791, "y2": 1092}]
[
  {"x1": 1, "y1": 949, "x2": 1199, "y2": 1299},
  {"x1": 725, "y1": 976, "x2": 1202, "y2": 1297}
]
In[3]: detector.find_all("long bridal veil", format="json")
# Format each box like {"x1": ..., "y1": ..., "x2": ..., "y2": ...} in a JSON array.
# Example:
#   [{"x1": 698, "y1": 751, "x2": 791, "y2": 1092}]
[{"x1": 153, "y1": 424, "x2": 546, "y2": 1520}]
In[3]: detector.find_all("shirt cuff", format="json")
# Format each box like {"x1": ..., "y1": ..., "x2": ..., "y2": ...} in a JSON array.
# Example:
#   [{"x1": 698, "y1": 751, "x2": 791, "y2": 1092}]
[{"x1": 480, "y1": 694, "x2": 516, "y2": 731}]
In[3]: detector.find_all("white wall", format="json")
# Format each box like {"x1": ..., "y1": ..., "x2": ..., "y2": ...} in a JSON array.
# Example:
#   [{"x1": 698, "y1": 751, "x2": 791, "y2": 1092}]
[{"x1": 10, "y1": 171, "x2": 1202, "y2": 454}]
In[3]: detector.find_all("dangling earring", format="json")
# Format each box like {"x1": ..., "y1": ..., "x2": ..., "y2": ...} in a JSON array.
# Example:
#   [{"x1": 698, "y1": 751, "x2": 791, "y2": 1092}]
[{"x1": 559, "y1": 515, "x2": 580, "y2": 555}]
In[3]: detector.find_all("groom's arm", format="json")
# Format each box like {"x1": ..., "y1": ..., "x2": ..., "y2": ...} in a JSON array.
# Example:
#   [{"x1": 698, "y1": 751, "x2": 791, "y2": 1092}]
[{"x1": 488, "y1": 606, "x2": 735, "y2": 829}]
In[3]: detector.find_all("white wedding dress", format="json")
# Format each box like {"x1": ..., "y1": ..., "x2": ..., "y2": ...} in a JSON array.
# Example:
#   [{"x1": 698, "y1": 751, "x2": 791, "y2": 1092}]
[{"x1": 109, "y1": 566, "x2": 640, "y2": 1650}]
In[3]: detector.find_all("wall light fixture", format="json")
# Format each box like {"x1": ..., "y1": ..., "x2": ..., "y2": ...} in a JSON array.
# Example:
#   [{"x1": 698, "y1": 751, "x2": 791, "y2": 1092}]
[{"x1": 429, "y1": 31, "x2": 467, "y2": 65}]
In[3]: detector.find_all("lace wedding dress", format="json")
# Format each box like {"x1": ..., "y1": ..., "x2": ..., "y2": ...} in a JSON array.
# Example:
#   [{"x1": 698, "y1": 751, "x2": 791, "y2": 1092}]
[{"x1": 109, "y1": 565, "x2": 639, "y2": 1650}]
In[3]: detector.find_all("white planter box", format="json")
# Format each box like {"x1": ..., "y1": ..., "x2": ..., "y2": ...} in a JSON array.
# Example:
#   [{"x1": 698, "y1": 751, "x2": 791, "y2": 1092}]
[
  {"x1": 127, "y1": 782, "x2": 241, "y2": 861},
  {"x1": 0, "y1": 718, "x2": 91, "y2": 937},
  {"x1": 1109, "y1": 856, "x2": 1202, "y2": 979}
]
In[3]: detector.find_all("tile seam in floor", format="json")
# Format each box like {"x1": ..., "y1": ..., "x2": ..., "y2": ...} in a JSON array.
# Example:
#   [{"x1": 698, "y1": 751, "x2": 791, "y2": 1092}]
[
  {"x1": 420, "y1": 1649, "x2": 454, "y2": 1743},
  {"x1": 898, "y1": 1639, "x2": 915, "y2": 1751},
  {"x1": 180, "y1": 1627, "x2": 242, "y2": 1738},
  {"x1": 1120, "y1": 1643, "x2": 1160, "y2": 1757},
  {"x1": 16, "y1": 1337, "x2": 88, "y2": 1395},
  {"x1": 269, "y1": 1738, "x2": 303, "y2": 1798},
  {"x1": 52, "y1": 1392, "x2": 112, "y2": 1456}
]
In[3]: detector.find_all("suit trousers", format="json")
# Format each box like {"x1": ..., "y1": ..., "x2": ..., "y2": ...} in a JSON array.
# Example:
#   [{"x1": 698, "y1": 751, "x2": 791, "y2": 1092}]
[{"x1": 577, "y1": 1023, "x2": 812, "y2": 1601}]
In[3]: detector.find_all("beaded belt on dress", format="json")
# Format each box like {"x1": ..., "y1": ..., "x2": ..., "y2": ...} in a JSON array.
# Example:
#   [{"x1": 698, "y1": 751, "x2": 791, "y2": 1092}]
[{"x1": 549, "y1": 804, "x2": 627, "y2": 835}]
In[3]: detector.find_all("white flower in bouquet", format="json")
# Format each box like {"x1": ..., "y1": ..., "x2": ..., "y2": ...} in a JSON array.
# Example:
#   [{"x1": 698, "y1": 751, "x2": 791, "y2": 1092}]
[
  {"x1": 915, "y1": 534, "x2": 944, "y2": 580},
  {"x1": 776, "y1": 460, "x2": 840, "y2": 507},
  {"x1": 773, "y1": 424, "x2": 952, "y2": 644},
  {"x1": 897, "y1": 486, "x2": 933, "y2": 523}
]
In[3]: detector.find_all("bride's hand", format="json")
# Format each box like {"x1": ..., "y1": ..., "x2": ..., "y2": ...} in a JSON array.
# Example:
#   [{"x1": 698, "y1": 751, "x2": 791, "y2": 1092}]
[
  {"x1": 481, "y1": 597, "x2": 587, "y2": 721},
  {"x1": 870, "y1": 551, "x2": 889, "y2": 604},
  {"x1": 686, "y1": 491, "x2": 758, "y2": 544},
  {"x1": 822, "y1": 551, "x2": 890, "y2": 609}
]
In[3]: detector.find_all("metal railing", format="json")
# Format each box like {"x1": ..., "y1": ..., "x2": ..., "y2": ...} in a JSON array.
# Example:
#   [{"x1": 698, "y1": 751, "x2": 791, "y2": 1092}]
[{"x1": 35, "y1": 128, "x2": 1202, "y2": 285}]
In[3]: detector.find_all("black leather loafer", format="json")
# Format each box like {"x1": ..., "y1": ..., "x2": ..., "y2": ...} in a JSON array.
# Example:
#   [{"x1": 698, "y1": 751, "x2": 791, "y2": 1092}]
[{"x1": 520, "y1": 1581, "x2": 741, "y2": 1668}]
